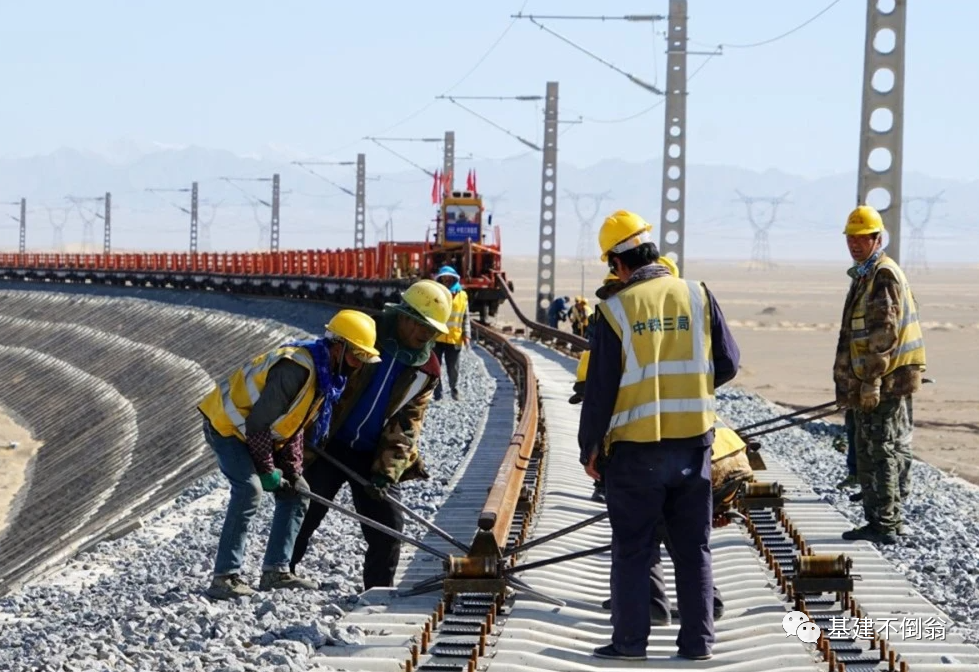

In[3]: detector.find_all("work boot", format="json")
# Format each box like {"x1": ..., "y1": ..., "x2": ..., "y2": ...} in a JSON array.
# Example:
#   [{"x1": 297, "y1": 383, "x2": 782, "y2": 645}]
[
  {"x1": 206, "y1": 574, "x2": 256, "y2": 600},
  {"x1": 836, "y1": 474, "x2": 859, "y2": 490},
  {"x1": 451, "y1": 389, "x2": 461, "y2": 401},
  {"x1": 841, "y1": 525, "x2": 897, "y2": 545},
  {"x1": 259, "y1": 570, "x2": 319, "y2": 591},
  {"x1": 849, "y1": 490, "x2": 864, "y2": 502}
]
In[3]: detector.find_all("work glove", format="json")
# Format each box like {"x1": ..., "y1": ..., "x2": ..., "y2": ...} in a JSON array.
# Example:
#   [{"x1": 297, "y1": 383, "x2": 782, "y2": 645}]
[
  {"x1": 259, "y1": 468, "x2": 283, "y2": 492},
  {"x1": 282, "y1": 474, "x2": 310, "y2": 497},
  {"x1": 366, "y1": 473, "x2": 394, "y2": 501},
  {"x1": 858, "y1": 382, "x2": 880, "y2": 413}
]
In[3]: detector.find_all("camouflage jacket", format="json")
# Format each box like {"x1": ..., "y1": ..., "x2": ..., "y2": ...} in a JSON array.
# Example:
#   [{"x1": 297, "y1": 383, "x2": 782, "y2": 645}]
[
  {"x1": 308, "y1": 310, "x2": 441, "y2": 483},
  {"x1": 833, "y1": 254, "x2": 923, "y2": 406}
]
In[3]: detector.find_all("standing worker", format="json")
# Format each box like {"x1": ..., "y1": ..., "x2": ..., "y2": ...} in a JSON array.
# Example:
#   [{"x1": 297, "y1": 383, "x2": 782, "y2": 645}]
[
  {"x1": 834, "y1": 205, "x2": 925, "y2": 544},
  {"x1": 579, "y1": 210, "x2": 740, "y2": 661},
  {"x1": 290, "y1": 279, "x2": 451, "y2": 590},
  {"x1": 433, "y1": 265, "x2": 471, "y2": 401},
  {"x1": 197, "y1": 310, "x2": 382, "y2": 600}
]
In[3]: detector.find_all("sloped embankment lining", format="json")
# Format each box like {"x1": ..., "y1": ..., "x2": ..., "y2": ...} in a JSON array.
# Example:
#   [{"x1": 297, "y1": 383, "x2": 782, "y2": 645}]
[{"x1": 0, "y1": 290, "x2": 303, "y2": 594}]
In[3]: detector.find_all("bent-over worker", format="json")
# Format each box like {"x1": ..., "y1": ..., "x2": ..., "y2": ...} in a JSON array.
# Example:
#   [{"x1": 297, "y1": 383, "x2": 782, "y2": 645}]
[
  {"x1": 290, "y1": 279, "x2": 451, "y2": 590},
  {"x1": 580, "y1": 210, "x2": 740, "y2": 662},
  {"x1": 197, "y1": 310, "x2": 381, "y2": 600}
]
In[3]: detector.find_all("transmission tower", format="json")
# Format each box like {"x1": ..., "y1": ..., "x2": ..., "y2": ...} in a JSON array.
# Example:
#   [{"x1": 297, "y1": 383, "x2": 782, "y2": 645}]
[
  {"x1": 369, "y1": 202, "x2": 401, "y2": 245},
  {"x1": 67, "y1": 195, "x2": 106, "y2": 253},
  {"x1": 565, "y1": 190, "x2": 612, "y2": 296},
  {"x1": 47, "y1": 206, "x2": 69, "y2": 251},
  {"x1": 735, "y1": 190, "x2": 790, "y2": 270},
  {"x1": 902, "y1": 192, "x2": 944, "y2": 275}
]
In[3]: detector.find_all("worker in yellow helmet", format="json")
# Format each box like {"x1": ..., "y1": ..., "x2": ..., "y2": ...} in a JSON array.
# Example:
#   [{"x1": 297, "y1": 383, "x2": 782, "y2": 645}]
[
  {"x1": 291, "y1": 279, "x2": 452, "y2": 589},
  {"x1": 582, "y1": 210, "x2": 740, "y2": 661},
  {"x1": 198, "y1": 309, "x2": 381, "y2": 600},
  {"x1": 433, "y1": 265, "x2": 471, "y2": 401},
  {"x1": 835, "y1": 205, "x2": 925, "y2": 546},
  {"x1": 569, "y1": 296, "x2": 593, "y2": 338}
]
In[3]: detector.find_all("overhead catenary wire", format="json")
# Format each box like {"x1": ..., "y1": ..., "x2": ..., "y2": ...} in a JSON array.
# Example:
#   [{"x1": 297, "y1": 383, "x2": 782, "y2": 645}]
[
  {"x1": 319, "y1": 0, "x2": 530, "y2": 158},
  {"x1": 710, "y1": 0, "x2": 844, "y2": 49},
  {"x1": 444, "y1": 98, "x2": 541, "y2": 151},
  {"x1": 521, "y1": 15, "x2": 663, "y2": 95}
]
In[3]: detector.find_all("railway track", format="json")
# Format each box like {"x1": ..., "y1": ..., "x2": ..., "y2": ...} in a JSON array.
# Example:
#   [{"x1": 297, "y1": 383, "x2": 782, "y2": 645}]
[
  {"x1": 1, "y1": 274, "x2": 976, "y2": 671},
  {"x1": 300, "y1": 282, "x2": 979, "y2": 672}
]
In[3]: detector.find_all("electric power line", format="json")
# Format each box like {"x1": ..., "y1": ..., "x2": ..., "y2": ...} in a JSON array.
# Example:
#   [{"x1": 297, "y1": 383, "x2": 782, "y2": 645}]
[
  {"x1": 903, "y1": 192, "x2": 945, "y2": 275},
  {"x1": 734, "y1": 190, "x2": 791, "y2": 270},
  {"x1": 319, "y1": 0, "x2": 530, "y2": 158},
  {"x1": 566, "y1": 190, "x2": 613, "y2": 295}
]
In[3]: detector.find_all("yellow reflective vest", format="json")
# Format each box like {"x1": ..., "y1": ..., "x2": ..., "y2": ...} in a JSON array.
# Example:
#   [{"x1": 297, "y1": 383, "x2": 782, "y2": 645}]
[
  {"x1": 849, "y1": 256, "x2": 926, "y2": 380},
  {"x1": 575, "y1": 351, "x2": 590, "y2": 384},
  {"x1": 436, "y1": 289, "x2": 469, "y2": 346},
  {"x1": 597, "y1": 275, "x2": 716, "y2": 444},
  {"x1": 197, "y1": 346, "x2": 322, "y2": 446}
]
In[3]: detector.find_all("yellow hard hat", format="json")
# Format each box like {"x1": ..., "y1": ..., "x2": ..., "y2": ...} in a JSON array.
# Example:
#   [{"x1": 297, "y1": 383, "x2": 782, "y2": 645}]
[
  {"x1": 596, "y1": 272, "x2": 625, "y2": 300},
  {"x1": 398, "y1": 279, "x2": 451, "y2": 334},
  {"x1": 602, "y1": 271, "x2": 619, "y2": 285},
  {"x1": 599, "y1": 210, "x2": 654, "y2": 262},
  {"x1": 326, "y1": 310, "x2": 382, "y2": 363},
  {"x1": 844, "y1": 205, "x2": 885, "y2": 236},
  {"x1": 657, "y1": 255, "x2": 679, "y2": 277}
]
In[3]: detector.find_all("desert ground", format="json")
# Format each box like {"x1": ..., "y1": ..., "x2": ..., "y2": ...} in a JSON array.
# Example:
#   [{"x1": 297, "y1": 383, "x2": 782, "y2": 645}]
[
  {"x1": 0, "y1": 408, "x2": 41, "y2": 536},
  {"x1": 498, "y1": 256, "x2": 979, "y2": 486}
]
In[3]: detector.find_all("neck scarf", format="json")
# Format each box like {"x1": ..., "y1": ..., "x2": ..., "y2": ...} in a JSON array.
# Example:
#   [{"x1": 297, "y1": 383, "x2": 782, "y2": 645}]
[
  {"x1": 283, "y1": 337, "x2": 348, "y2": 446},
  {"x1": 848, "y1": 248, "x2": 883, "y2": 280}
]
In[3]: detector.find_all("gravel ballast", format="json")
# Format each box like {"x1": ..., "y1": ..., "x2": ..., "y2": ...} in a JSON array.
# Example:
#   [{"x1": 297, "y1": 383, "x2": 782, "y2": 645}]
[
  {"x1": 717, "y1": 387, "x2": 979, "y2": 646},
  {"x1": 0, "y1": 287, "x2": 496, "y2": 671}
]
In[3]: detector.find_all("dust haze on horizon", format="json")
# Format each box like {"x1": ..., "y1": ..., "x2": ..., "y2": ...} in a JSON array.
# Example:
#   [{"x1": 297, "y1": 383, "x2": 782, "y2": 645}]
[{"x1": 0, "y1": 1, "x2": 976, "y2": 265}]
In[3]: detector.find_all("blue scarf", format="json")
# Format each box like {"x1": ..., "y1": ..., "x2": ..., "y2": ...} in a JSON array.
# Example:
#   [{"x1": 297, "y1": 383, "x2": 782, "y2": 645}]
[
  {"x1": 283, "y1": 338, "x2": 347, "y2": 446},
  {"x1": 848, "y1": 248, "x2": 883, "y2": 280}
]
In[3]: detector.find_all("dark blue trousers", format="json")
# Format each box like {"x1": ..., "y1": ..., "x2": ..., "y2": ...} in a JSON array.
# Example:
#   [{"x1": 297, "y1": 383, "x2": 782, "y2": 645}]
[{"x1": 605, "y1": 443, "x2": 715, "y2": 657}]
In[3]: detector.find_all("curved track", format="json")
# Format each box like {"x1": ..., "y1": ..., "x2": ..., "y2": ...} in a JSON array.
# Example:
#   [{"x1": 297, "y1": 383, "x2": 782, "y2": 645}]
[{"x1": 0, "y1": 276, "x2": 975, "y2": 671}]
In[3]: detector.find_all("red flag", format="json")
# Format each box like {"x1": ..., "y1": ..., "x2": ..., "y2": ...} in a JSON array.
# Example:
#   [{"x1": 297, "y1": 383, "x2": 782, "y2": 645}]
[
  {"x1": 431, "y1": 169, "x2": 440, "y2": 204},
  {"x1": 472, "y1": 169, "x2": 477, "y2": 194},
  {"x1": 465, "y1": 169, "x2": 474, "y2": 191},
  {"x1": 442, "y1": 170, "x2": 452, "y2": 196}
]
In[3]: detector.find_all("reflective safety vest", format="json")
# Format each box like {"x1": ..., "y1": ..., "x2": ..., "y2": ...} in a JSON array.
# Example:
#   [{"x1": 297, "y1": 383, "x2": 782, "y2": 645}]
[
  {"x1": 849, "y1": 256, "x2": 926, "y2": 380},
  {"x1": 597, "y1": 275, "x2": 716, "y2": 444},
  {"x1": 436, "y1": 290, "x2": 469, "y2": 346},
  {"x1": 575, "y1": 351, "x2": 590, "y2": 384},
  {"x1": 197, "y1": 346, "x2": 322, "y2": 445}
]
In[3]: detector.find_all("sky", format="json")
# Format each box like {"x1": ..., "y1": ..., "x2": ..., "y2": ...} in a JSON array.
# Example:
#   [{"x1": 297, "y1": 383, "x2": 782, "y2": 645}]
[{"x1": 1, "y1": 0, "x2": 976, "y2": 182}]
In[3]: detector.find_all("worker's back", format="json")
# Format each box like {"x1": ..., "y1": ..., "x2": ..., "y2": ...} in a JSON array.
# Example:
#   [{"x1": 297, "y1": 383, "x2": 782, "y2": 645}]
[{"x1": 596, "y1": 273, "x2": 715, "y2": 444}]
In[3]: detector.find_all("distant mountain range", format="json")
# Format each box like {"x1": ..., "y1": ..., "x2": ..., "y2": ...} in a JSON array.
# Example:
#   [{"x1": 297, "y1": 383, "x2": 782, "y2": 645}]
[{"x1": 1, "y1": 141, "x2": 975, "y2": 263}]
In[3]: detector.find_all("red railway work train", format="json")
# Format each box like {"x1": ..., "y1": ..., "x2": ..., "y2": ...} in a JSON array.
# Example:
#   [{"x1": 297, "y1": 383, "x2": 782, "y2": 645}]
[{"x1": 0, "y1": 189, "x2": 513, "y2": 321}]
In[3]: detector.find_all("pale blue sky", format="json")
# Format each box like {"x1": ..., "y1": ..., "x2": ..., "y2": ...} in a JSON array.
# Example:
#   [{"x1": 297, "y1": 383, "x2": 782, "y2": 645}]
[{"x1": 0, "y1": 0, "x2": 975, "y2": 180}]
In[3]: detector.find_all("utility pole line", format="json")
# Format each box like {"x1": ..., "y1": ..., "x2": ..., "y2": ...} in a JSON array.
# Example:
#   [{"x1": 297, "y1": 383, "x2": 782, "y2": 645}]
[
  {"x1": 443, "y1": 131, "x2": 455, "y2": 191},
  {"x1": 17, "y1": 199, "x2": 25, "y2": 254},
  {"x1": 190, "y1": 182, "x2": 199, "y2": 254},
  {"x1": 856, "y1": 0, "x2": 908, "y2": 263},
  {"x1": 270, "y1": 173, "x2": 281, "y2": 253},
  {"x1": 535, "y1": 81, "x2": 559, "y2": 323},
  {"x1": 355, "y1": 154, "x2": 366, "y2": 254},
  {"x1": 659, "y1": 0, "x2": 688, "y2": 275},
  {"x1": 103, "y1": 192, "x2": 111, "y2": 254},
  {"x1": 734, "y1": 190, "x2": 790, "y2": 270}
]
